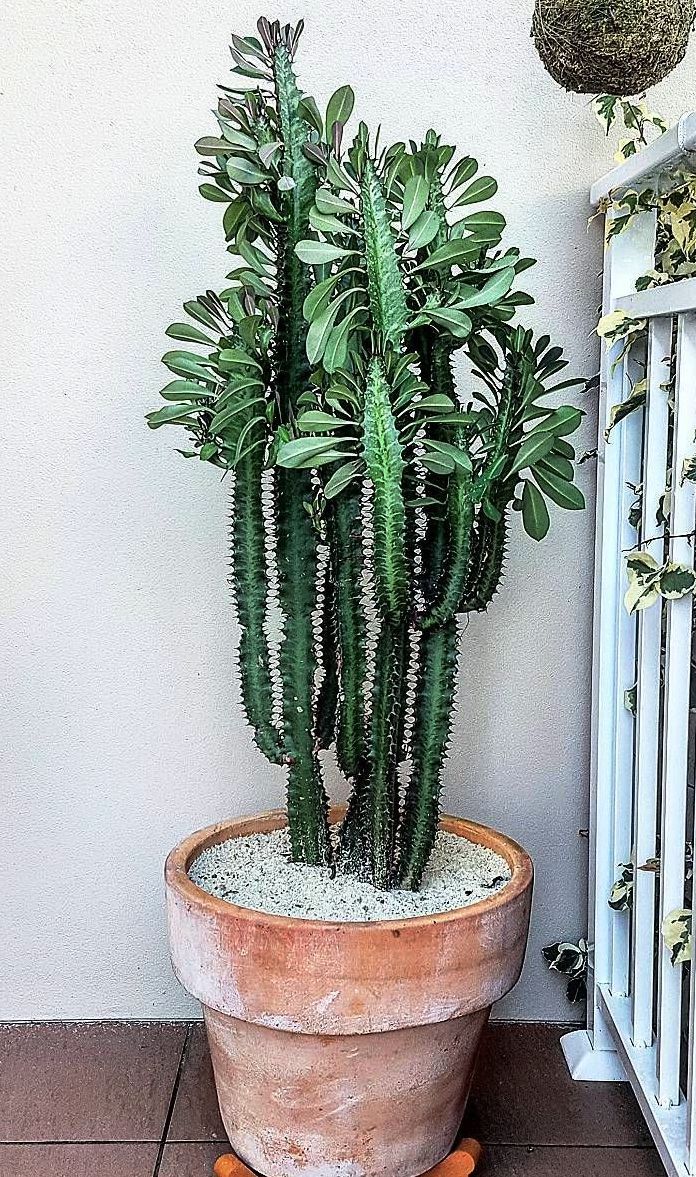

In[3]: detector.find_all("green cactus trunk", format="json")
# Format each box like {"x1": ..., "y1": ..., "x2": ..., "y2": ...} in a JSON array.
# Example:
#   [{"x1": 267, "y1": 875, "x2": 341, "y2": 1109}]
[{"x1": 230, "y1": 447, "x2": 283, "y2": 764}]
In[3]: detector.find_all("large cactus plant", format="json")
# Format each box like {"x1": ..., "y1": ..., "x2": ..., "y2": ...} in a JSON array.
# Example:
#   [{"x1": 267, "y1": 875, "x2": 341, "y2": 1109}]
[{"x1": 148, "y1": 18, "x2": 585, "y2": 890}]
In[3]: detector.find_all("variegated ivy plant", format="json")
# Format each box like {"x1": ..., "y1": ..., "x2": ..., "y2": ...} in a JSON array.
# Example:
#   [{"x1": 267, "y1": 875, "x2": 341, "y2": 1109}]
[{"x1": 147, "y1": 17, "x2": 585, "y2": 890}]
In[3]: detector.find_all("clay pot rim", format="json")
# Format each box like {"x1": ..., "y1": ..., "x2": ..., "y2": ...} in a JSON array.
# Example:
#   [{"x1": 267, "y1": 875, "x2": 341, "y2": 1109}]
[{"x1": 165, "y1": 807, "x2": 533, "y2": 932}]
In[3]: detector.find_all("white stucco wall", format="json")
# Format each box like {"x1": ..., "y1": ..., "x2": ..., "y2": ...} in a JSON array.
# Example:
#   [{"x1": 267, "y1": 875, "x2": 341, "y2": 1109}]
[{"x1": 2, "y1": 0, "x2": 694, "y2": 1020}]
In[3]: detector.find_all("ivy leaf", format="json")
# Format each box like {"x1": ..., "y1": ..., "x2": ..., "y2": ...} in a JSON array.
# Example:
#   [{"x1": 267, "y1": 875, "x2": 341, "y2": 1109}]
[
  {"x1": 522, "y1": 480, "x2": 550, "y2": 541},
  {"x1": 659, "y1": 563, "x2": 696, "y2": 599},
  {"x1": 605, "y1": 380, "x2": 647, "y2": 440}
]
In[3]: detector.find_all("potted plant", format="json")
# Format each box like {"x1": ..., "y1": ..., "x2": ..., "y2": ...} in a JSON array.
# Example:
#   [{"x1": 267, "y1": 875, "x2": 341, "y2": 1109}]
[{"x1": 151, "y1": 17, "x2": 585, "y2": 1177}]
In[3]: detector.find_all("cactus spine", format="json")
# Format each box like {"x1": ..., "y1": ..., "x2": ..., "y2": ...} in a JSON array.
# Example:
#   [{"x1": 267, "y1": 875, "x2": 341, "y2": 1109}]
[{"x1": 150, "y1": 18, "x2": 585, "y2": 891}]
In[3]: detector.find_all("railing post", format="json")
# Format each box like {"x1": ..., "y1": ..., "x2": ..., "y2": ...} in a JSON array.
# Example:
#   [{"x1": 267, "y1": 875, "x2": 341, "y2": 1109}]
[{"x1": 562, "y1": 206, "x2": 655, "y2": 1082}]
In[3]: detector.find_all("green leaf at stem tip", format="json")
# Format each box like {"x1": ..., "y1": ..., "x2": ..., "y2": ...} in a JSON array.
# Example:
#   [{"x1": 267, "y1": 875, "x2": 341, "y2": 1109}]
[
  {"x1": 414, "y1": 238, "x2": 481, "y2": 271},
  {"x1": 277, "y1": 436, "x2": 352, "y2": 469},
  {"x1": 459, "y1": 210, "x2": 506, "y2": 241},
  {"x1": 454, "y1": 267, "x2": 515, "y2": 308},
  {"x1": 522, "y1": 480, "x2": 550, "y2": 540},
  {"x1": 315, "y1": 187, "x2": 355, "y2": 216},
  {"x1": 402, "y1": 174, "x2": 430, "y2": 231},
  {"x1": 295, "y1": 240, "x2": 357, "y2": 265},
  {"x1": 408, "y1": 209, "x2": 440, "y2": 250},
  {"x1": 297, "y1": 411, "x2": 353, "y2": 432},
  {"x1": 199, "y1": 183, "x2": 231, "y2": 202},
  {"x1": 509, "y1": 431, "x2": 556, "y2": 476},
  {"x1": 217, "y1": 348, "x2": 262, "y2": 372},
  {"x1": 165, "y1": 322, "x2": 216, "y2": 345},
  {"x1": 324, "y1": 459, "x2": 362, "y2": 498},
  {"x1": 532, "y1": 467, "x2": 585, "y2": 511},
  {"x1": 226, "y1": 156, "x2": 269, "y2": 186},
  {"x1": 455, "y1": 176, "x2": 498, "y2": 205},
  {"x1": 326, "y1": 85, "x2": 355, "y2": 136},
  {"x1": 424, "y1": 308, "x2": 472, "y2": 340}
]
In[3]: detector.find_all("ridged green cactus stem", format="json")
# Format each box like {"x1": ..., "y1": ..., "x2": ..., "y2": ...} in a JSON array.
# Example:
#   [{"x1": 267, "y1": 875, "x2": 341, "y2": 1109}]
[
  {"x1": 397, "y1": 617, "x2": 459, "y2": 889},
  {"x1": 361, "y1": 160, "x2": 409, "y2": 349},
  {"x1": 277, "y1": 468, "x2": 332, "y2": 865},
  {"x1": 363, "y1": 617, "x2": 410, "y2": 888},
  {"x1": 460, "y1": 506, "x2": 509, "y2": 612},
  {"x1": 420, "y1": 445, "x2": 474, "y2": 630},
  {"x1": 230, "y1": 444, "x2": 284, "y2": 764},
  {"x1": 332, "y1": 491, "x2": 367, "y2": 778},
  {"x1": 315, "y1": 559, "x2": 338, "y2": 749},
  {"x1": 363, "y1": 357, "x2": 408, "y2": 620},
  {"x1": 272, "y1": 42, "x2": 317, "y2": 419},
  {"x1": 272, "y1": 36, "x2": 332, "y2": 864}
]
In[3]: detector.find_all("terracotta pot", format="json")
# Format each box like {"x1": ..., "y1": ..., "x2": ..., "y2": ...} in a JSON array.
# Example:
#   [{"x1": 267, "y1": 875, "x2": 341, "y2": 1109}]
[{"x1": 165, "y1": 809, "x2": 533, "y2": 1177}]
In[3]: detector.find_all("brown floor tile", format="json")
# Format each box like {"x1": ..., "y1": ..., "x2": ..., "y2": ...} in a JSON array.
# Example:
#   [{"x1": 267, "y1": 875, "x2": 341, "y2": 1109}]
[
  {"x1": 0, "y1": 1022, "x2": 187, "y2": 1143},
  {"x1": 0, "y1": 1142, "x2": 158, "y2": 1177},
  {"x1": 158, "y1": 1142, "x2": 231, "y2": 1176},
  {"x1": 167, "y1": 1023, "x2": 226, "y2": 1142},
  {"x1": 462, "y1": 1023, "x2": 653, "y2": 1148},
  {"x1": 478, "y1": 1145, "x2": 665, "y2": 1176}
]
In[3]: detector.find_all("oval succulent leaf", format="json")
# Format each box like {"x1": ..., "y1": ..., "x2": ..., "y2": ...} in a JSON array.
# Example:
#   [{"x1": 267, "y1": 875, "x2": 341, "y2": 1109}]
[
  {"x1": 454, "y1": 175, "x2": 498, "y2": 205},
  {"x1": 532, "y1": 467, "x2": 585, "y2": 510},
  {"x1": 226, "y1": 156, "x2": 269, "y2": 186},
  {"x1": 414, "y1": 238, "x2": 481, "y2": 271},
  {"x1": 522, "y1": 480, "x2": 550, "y2": 540},
  {"x1": 407, "y1": 209, "x2": 440, "y2": 251},
  {"x1": 326, "y1": 84, "x2": 355, "y2": 137},
  {"x1": 402, "y1": 174, "x2": 430, "y2": 231},
  {"x1": 459, "y1": 210, "x2": 506, "y2": 242},
  {"x1": 315, "y1": 187, "x2": 355, "y2": 216},
  {"x1": 509, "y1": 432, "x2": 556, "y2": 476},
  {"x1": 277, "y1": 435, "x2": 353, "y2": 469},
  {"x1": 295, "y1": 240, "x2": 357, "y2": 265}
]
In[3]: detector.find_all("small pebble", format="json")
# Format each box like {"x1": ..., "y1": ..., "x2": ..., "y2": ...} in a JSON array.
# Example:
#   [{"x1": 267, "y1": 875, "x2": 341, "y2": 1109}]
[{"x1": 189, "y1": 827, "x2": 511, "y2": 922}]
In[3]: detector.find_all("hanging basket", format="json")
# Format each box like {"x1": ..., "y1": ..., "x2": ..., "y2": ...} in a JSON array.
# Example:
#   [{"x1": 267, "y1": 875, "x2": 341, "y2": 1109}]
[{"x1": 531, "y1": 0, "x2": 696, "y2": 95}]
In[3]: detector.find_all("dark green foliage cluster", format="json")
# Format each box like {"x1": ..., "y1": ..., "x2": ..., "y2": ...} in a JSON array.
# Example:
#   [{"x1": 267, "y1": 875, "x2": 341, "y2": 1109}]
[{"x1": 148, "y1": 18, "x2": 586, "y2": 889}]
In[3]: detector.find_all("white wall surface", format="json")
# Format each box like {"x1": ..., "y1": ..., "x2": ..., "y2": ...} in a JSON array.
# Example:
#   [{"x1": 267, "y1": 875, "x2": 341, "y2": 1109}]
[{"x1": 2, "y1": 0, "x2": 694, "y2": 1021}]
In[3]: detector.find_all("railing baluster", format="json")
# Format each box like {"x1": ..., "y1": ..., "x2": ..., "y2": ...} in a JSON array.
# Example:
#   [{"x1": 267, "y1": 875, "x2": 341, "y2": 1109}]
[
  {"x1": 658, "y1": 313, "x2": 696, "y2": 1111},
  {"x1": 590, "y1": 209, "x2": 658, "y2": 1050},
  {"x1": 632, "y1": 318, "x2": 672, "y2": 1047},
  {"x1": 611, "y1": 355, "x2": 642, "y2": 999}
]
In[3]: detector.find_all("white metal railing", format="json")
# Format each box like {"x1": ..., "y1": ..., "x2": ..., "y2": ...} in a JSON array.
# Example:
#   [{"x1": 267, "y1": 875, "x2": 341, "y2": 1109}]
[{"x1": 561, "y1": 115, "x2": 696, "y2": 1177}]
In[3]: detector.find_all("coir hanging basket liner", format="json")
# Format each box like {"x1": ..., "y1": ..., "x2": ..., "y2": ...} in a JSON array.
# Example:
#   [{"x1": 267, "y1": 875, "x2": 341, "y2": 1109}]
[{"x1": 532, "y1": 0, "x2": 696, "y2": 94}]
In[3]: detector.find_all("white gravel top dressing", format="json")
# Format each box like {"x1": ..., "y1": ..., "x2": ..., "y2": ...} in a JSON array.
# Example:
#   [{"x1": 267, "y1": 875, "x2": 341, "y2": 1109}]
[{"x1": 188, "y1": 827, "x2": 512, "y2": 921}]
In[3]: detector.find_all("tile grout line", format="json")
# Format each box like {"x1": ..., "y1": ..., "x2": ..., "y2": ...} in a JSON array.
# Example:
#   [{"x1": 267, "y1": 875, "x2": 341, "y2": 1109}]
[{"x1": 151, "y1": 1022, "x2": 192, "y2": 1177}]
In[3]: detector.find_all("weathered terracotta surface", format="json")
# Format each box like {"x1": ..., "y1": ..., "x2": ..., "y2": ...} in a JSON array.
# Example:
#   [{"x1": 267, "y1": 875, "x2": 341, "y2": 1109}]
[{"x1": 165, "y1": 810, "x2": 533, "y2": 1177}]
